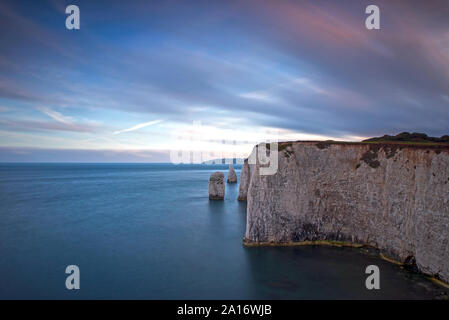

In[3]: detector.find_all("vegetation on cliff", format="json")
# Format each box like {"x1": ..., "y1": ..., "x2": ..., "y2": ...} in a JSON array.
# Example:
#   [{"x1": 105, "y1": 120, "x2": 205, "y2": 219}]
[{"x1": 362, "y1": 132, "x2": 449, "y2": 144}]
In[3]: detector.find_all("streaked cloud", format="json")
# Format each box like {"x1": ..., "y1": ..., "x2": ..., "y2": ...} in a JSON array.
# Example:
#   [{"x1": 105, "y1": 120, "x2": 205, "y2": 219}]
[
  {"x1": 0, "y1": 119, "x2": 99, "y2": 133},
  {"x1": 113, "y1": 120, "x2": 163, "y2": 135},
  {"x1": 240, "y1": 91, "x2": 277, "y2": 103},
  {"x1": 0, "y1": 0, "x2": 448, "y2": 161},
  {"x1": 0, "y1": 147, "x2": 171, "y2": 163},
  {"x1": 37, "y1": 106, "x2": 74, "y2": 124}
]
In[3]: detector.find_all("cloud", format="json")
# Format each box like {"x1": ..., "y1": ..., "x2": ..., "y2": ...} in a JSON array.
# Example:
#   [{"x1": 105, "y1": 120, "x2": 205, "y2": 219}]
[
  {"x1": 37, "y1": 106, "x2": 74, "y2": 124},
  {"x1": 0, "y1": 147, "x2": 171, "y2": 163},
  {"x1": 113, "y1": 119, "x2": 163, "y2": 135},
  {"x1": 240, "y1": 91, "x2": 277, "y2": 103},
  {"x1": 0, "y1": 119, "x2": 99, "y2": 133},
  {"x1": 1, "y1": 0, "x2": 449, "y2": 144}
]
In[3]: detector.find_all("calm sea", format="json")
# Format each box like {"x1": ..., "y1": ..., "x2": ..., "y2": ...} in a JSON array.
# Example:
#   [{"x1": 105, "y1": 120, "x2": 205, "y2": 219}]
[{"x1": 0, "y1": 163, "x2": 445, "y2": 299}]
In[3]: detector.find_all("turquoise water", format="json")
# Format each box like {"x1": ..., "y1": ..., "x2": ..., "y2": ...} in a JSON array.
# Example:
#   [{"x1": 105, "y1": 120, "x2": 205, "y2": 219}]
[{"x1": 0, "y1": 163, "x2": 445, "y2": 299}]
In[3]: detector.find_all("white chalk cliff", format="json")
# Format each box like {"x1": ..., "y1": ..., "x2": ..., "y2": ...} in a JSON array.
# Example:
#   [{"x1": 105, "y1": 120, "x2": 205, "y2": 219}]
[{"x1": 240, "y1": 141, "x2": 449, "y2": 283}]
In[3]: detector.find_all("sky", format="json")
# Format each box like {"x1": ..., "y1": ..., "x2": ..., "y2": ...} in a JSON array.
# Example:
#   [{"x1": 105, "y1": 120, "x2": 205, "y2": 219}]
[{"x1": 0, "y1": 0, "x2": 448, "y2": 162}]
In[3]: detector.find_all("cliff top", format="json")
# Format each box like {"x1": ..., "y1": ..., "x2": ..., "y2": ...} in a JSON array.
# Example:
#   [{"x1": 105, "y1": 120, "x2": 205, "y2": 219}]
[
  {"x1": 276, "y1": 136, "x2": 449, "y2": 152},
  {"x1": 278, "y1": 140, "x2": 449, "y2": 149}
]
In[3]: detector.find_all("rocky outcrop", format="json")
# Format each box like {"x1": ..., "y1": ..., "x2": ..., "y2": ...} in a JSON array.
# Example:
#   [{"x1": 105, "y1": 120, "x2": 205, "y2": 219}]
[
  {"x1": 209, "y1": 172, "x2": 225, "y2": 200},
  {"x1": 244, "y1": 141, "x2": 449, "y2": 283},
  {"x1": 227, "y1": 164, "x2": 237, "y2": 183},
  {"x1": 238, "y1": 159, "x2": 251, "y2": 200}
]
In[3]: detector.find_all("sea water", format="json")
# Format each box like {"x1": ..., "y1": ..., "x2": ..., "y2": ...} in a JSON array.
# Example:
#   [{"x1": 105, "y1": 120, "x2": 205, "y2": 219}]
[{"x1": 0, "y1": 163, "x2": 445, "y2": 299}]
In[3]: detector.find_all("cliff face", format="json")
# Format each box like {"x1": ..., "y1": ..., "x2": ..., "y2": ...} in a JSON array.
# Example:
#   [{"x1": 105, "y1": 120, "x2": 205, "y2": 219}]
[
  {"x1": 243, "y1": 141, "x2": 449, "y2": 282},
  {"x1": 238, "y1": 159, "x2": 251, "y2": 200}
]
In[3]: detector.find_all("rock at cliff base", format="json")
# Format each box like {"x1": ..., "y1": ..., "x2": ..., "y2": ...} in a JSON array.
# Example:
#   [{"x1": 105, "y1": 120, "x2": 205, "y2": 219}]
[
  {"x1": 209, "y1": 171, "x2": 225, "y2": 200},
  {"x1": 227, "y1": 164, "x2": 237, "y2": 183}
]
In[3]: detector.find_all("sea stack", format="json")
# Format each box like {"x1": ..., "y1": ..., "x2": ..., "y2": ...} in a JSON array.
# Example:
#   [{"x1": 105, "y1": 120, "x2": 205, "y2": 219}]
[
  {"x1": 227, "y1": 164, "x2": 237, "y2": 183},
  {"x1": 209, "y1": 171, "x2": 225, "y2": 200}
]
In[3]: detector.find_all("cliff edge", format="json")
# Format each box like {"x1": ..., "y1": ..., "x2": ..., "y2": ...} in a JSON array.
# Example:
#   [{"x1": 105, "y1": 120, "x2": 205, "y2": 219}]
[{"x1": 242, "y1": 141, "x2": 449, "y2": 283}]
